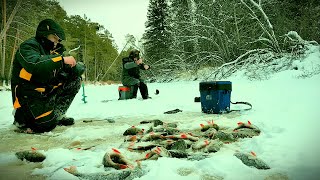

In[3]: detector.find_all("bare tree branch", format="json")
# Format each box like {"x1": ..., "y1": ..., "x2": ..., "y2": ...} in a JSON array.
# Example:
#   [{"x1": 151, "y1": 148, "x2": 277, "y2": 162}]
[
  {"x1": 205, "y1": 48, "x2": 270, "y2": 80},
  {"x1": 0, "y1": 0, "x2": 22, "y2": 40}
]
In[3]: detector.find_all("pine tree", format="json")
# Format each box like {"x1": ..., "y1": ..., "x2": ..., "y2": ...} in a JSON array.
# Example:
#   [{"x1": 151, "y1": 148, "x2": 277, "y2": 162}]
[{"x1": 143, "y1": 0, "x2": 173, "y2": 76}]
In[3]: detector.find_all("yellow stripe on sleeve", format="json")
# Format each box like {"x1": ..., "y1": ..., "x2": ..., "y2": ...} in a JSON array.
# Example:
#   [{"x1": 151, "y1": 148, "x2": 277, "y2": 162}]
[{"x1": 52, "y1": 56, "x2": 62, "y2": 62}]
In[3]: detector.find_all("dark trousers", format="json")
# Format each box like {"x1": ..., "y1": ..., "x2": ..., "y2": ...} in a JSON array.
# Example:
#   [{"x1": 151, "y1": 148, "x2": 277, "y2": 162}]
[
  {"x1": 131, "y1": 82, "x2": 149, "y2": 99},
  {"x1": 13, "y1": 77, "x2": 81, "y2": 133}
]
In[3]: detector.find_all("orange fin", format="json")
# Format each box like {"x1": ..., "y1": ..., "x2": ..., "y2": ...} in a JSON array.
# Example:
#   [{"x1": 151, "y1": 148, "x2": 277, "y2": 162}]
[
  {"x1": 129, "y1": 142, "x2": 135, "y2": 147},
  {"x1": 153, "y1": 149, "x2": 161, "y2": 155},
  {"x1": 204, "y1": 140, "x2": 209, "y2": 145},
  {"x1": 119, "y1": 164, "x2": 128, "y2": 169},
  {"x1": 250, "y1": 151, "x2": 257, "y2": 156},
  {"x1": 157, "y1": 146, "x2": 161, "y2": 151},
  {"x1": 132, "y1": 135, "x2": 137, "y2": 141},
  {"x1": 112, "y1": 148, "x2": 121, "y2": 154},
  {"x1": 180, "y1": 134, "x2": 187, "y2": 139}
]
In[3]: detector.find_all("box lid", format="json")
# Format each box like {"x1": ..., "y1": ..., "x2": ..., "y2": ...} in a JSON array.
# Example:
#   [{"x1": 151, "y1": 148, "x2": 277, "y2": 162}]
[{"x1": 199, "y1": 81, "x2": 232, "y2": 91}]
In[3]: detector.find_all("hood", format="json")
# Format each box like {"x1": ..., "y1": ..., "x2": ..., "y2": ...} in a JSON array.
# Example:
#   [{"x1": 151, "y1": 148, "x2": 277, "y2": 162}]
[{"x1": 35, "y1": 19, "x2": 65, "y2": 40}]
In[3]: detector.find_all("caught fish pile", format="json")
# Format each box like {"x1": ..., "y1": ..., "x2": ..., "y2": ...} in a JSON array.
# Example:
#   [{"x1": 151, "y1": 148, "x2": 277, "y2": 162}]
[
  {"x1": 16, "y1": 118, "x2": 267, "y2": 179},
  {"x1": 118, "y1": 119, "x2": 262, "y2": 162},
  {"x1": 64, "y1": 148, "x2": 145, "y2": 179}
]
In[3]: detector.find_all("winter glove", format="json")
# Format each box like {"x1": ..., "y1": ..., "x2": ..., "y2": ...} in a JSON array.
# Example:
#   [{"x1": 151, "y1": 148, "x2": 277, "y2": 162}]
[
  {"x1": 139, "y1": 63, "x2": 150, "y2": 70},
  {"x1": 52, "y1": 43, "x2": 66, "y2": 55},
  {"x1": 72, "y1": 62, "x2": 86, "y2": 77},
  {"x1": 58, "y1": 62, "x2": 86, "y2": 80},
  {"x1": 144, "y1": 64, "x2": 151, "y2": 70}
]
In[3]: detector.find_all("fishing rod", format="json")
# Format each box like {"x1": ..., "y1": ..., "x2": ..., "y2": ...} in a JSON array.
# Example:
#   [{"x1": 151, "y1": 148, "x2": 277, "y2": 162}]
[
  {"x1": 66, "y1": 44, "x2": 87, "y2": 103},
  {"x1": 68, "y1": 45, "x2": 81, "y2": 54},
  {"x1": 71, "y1": 45, "x2": 87, "y2": 104},
  {"x1": 99, "y1": 40, "x2": 130, "y2": 81}
]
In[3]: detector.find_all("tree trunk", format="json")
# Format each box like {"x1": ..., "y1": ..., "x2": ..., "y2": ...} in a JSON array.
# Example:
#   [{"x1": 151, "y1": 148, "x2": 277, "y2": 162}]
[
  {"x1": 1, "y1": 0, "x2": 7, "y2": 80},
  {"x1": 8, "y1": 27, "x2": 19, "y2": 81},
  {"x1": 1, "y1": 0, "x2": 22, "y2": 81}
]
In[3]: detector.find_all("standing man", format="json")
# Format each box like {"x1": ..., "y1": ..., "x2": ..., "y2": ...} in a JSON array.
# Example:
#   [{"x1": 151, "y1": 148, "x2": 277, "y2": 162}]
[
  {"x1": 11, "y1": 19, "x2": 85, "y2": 133},
  {"x1": 121, "y1": 50, "x2": 150, "y2": 99}
]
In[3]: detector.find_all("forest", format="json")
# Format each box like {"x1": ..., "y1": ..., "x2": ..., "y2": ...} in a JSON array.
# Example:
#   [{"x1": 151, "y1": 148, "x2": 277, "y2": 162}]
[{"x1": 1, "y1": 0, "x2": 319, "y2": 84}]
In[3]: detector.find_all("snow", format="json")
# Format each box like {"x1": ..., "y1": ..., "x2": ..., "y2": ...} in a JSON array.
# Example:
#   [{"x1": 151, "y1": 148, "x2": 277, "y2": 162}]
[{"x1": 1, "y1": 46, "x2": 320, "y2": 179}]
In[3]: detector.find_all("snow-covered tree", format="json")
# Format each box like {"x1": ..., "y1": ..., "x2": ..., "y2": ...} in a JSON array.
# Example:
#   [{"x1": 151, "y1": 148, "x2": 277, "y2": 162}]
[
  {"x1": 170, "y1": 0, "x2": 197, "y2": 65},
  {"x1": 143, "y1": 0, "x2": 173, "y2": 74}
]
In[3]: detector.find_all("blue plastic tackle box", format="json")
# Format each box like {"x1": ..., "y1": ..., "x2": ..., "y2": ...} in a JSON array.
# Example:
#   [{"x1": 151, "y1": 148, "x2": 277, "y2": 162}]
[{"x1": 199, "y1": 81, "x2": 232, "y2": 114}]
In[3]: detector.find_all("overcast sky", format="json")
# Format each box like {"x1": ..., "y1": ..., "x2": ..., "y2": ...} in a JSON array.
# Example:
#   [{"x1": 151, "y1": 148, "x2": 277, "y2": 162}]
[{"x1": 57, "y1": 0, "x2": 150, "y2": 50}]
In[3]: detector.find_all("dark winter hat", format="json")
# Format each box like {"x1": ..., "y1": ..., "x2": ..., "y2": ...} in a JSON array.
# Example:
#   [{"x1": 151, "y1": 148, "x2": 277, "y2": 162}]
[
  {"x1": 36, "y1": 19, "x2": 65, "y2": 40},
  {"x1": 129, "y1": 49, "x2": 140, "y2": 59}
]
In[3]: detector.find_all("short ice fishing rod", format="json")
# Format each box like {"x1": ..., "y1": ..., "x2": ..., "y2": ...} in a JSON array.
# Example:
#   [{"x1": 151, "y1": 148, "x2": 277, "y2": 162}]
[{"x1": 67, "y1": 45, "x2": 87, "y2": 103}]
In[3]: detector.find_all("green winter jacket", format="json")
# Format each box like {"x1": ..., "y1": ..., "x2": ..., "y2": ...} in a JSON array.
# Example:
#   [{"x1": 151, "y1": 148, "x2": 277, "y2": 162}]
[
  {"x1": 121, "y1": 57, "x2": 146, "y2": 86},
  {"x1": 11, "y1": 19, "x2": 65, "y2": 113}
]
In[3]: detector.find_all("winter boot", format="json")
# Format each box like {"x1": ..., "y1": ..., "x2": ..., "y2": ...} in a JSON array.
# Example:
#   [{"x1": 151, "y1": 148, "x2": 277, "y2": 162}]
[
  {"x1": 139, "y1": 82, "x2": 149, "y2": 99},
  {"x1": 131, "y1": 85, "x2": 139, "y2": 99},
  {"x1": 57, "y1": 117, "x2": 75, "y2": 126}
]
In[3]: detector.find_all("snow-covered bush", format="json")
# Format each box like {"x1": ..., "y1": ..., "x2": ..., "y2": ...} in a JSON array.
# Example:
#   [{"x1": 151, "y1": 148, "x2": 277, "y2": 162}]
[{"x1": 202, "y1": 30, "x2": 320, "y2": 81}]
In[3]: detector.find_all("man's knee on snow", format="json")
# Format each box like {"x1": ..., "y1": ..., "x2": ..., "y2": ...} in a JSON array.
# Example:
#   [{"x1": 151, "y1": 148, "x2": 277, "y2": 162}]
[{"x1": 13, "y1": 103, "x2": 58, "y2": 133}]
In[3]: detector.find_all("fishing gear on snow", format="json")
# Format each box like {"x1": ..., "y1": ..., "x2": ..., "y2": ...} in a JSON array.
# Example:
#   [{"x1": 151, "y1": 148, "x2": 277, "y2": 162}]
[{"x1": 198, "y1": 81, "x2": 252, "y2": 114}]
